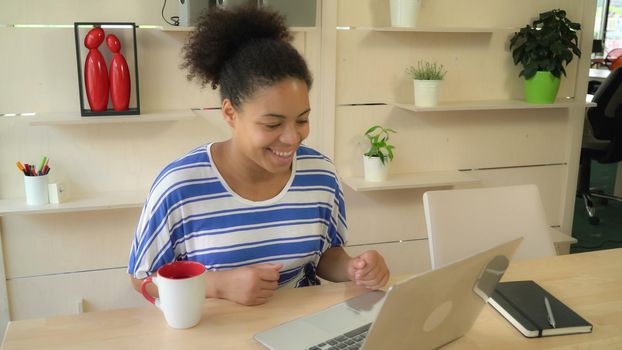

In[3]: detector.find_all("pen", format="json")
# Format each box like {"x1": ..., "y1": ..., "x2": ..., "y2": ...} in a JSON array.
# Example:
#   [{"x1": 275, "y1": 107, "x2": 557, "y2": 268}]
[
  {"x1": 38, "y1": 156, "x2": 48, "y2": 174},
  {"x1": 38, "y1": 156, "x2": 48, "y2": 173},
  {"x1": 16, "y1": 161, "x2": 26, "y2": 175},
  {"x1": 544, "y1": 296, "x2": 556, "y2": 328}
]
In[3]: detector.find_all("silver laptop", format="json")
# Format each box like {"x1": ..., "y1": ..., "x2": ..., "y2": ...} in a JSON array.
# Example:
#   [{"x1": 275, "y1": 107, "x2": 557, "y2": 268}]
[{"x1": 255, "y1": 238, "x2": 522, "y2": 350}]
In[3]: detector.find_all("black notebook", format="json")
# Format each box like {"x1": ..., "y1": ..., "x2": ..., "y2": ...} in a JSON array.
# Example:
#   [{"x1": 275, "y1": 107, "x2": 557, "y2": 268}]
[{"x1": 489, "y1": 280, "x2": 593, "y2": 338}]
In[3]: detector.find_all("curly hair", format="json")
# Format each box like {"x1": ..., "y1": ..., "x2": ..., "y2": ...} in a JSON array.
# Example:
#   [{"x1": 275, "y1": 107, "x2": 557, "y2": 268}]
[{"x1": 181, "y1": 5, "x2": 313, "y2": 108}]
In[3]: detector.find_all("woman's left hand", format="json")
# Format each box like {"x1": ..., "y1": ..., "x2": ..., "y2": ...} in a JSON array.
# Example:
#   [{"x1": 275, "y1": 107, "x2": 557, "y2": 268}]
[{"x1": 347, "y1": 250, "x2": 390, "y2": 290}]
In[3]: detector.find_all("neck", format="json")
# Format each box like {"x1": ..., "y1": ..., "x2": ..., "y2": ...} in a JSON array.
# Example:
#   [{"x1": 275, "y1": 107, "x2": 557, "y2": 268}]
[{"x1": 212, "y1": 141, "x2": 293, "y2": 201}]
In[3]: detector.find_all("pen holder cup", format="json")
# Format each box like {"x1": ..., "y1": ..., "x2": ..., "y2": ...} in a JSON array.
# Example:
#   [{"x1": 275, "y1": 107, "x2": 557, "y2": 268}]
[{"x1": 24, "y1": 174, "x2": 49, "y2": 206}]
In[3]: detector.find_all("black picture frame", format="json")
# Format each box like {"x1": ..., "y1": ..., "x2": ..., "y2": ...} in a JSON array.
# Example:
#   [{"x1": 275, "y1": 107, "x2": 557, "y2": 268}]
[{"x1": 74, "y1": 22, "x2": 140, "y2": 117}]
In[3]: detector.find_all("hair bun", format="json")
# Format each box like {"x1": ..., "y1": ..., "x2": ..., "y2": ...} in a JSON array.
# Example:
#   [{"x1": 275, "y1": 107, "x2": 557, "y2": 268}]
[{"x1": 182, "y1": 5, "x2": 292, "y2": 89}]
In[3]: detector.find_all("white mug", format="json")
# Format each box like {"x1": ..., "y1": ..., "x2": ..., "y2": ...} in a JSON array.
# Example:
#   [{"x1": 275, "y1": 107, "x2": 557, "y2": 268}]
[{"x1": 140, "y1": 261, "x2": 206, "y2": 329}]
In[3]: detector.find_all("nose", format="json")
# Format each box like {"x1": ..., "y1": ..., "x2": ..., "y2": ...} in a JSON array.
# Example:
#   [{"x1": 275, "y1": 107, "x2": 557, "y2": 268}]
[{"x1": 280, "y1": 123, "x2": 300, "y2": 145}]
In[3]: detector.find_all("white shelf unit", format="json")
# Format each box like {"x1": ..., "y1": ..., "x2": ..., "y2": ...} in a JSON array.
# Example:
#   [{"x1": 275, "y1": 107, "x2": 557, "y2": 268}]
[
  {"x1": 0, "y1": 190, "x2": 146, "y2": 216},
  {"x1": 337, "y1": 26, "x2": 515, "y2": 33},
  {"x1": 391, "y1": 99, "x2": 597, "y2": 113},
  {"x1": 342, "y1": 171, "x2": 479, "y2": 192},
  {"x1": 27, "y1": 109, "x2": 197, "y2": 126}
]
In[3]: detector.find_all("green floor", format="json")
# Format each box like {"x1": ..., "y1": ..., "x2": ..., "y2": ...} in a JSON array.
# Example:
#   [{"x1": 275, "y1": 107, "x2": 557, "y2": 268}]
[{"x1": 571, "y1": 161, "x2": 622, "y2": 253}]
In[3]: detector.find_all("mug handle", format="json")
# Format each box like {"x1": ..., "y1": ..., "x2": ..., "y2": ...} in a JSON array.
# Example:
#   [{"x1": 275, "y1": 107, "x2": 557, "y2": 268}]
[{"x1": 140, "y1": 276, "x2": 159, "y2": 306}]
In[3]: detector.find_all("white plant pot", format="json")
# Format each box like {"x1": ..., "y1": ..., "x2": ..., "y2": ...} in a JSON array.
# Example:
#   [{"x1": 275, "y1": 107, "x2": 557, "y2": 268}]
[
  {"x1": 390, "y1": 0, "x2": 422, "y2": 27},
  {"x1": 414, "y1": 79, "x2": 441, "y2": 107},
  {"x1": 363, "y1": 155, "x2": 389, "y2": 182}
]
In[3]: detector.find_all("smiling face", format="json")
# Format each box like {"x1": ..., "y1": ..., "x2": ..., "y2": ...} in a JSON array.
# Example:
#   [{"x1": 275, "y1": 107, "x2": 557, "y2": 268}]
[{"x1": 223, "y1": 78, "x2": 310, "y2": 176}]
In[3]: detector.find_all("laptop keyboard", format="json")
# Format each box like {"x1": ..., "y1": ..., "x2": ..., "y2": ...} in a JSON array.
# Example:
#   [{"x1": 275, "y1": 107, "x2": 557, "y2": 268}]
[{"x1": 307, "y1": 323, "x2": 371, "y2": 350}]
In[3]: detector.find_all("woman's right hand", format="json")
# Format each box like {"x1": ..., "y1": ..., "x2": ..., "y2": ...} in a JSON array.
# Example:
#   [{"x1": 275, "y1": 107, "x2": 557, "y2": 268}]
[{"x1": 209, "y1": 263, "x2": 283, "y2": 306}]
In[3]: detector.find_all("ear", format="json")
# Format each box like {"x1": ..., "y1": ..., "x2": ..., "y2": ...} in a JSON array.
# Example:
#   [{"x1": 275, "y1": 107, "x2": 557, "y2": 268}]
[{"x1": 222, "y1": 99, "x2": 237, "y2": 128}]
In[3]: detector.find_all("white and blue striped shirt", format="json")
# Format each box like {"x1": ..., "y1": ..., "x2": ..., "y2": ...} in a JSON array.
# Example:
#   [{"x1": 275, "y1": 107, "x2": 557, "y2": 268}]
[{"x1": 128, "y1": 143, "x2": 347, "y2": 288}]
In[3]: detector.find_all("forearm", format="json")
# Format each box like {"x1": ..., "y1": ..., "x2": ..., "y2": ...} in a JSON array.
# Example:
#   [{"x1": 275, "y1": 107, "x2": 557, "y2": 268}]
[{"x1": 316, "y1": 246, "x2": 353, "y2": 282}]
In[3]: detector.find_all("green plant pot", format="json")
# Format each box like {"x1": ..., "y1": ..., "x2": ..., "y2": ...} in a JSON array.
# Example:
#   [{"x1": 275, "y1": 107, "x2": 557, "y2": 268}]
[{"x1": 524, "y1": 71, "x2": 561, "y2": 104}]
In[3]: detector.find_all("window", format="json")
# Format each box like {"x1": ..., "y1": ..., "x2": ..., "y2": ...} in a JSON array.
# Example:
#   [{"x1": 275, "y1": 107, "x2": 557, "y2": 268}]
[
  {"x1": 595, "y1": 0, "x2": 607, "y2": 39},
  {"x1": 605, "y1": 0, "x2": 622, "y2": 52}
]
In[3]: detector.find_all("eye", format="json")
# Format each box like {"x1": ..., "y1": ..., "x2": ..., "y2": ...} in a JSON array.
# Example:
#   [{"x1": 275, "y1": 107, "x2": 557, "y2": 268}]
[
  {"x1": 265, "y1": 123, "x2": 281, "y2": 129},
  {"x1": 297, "y1": 119, "x2": 309, "y2": 125}
]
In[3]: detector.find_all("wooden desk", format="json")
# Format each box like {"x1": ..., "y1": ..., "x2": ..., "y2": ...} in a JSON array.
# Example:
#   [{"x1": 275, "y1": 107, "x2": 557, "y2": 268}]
[{"x1": 2, "y1": 248, "x2": 622, "y2": 350}]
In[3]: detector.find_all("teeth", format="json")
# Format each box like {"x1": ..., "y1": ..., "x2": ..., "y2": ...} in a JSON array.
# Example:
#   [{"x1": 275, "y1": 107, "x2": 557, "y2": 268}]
[{"x1": 271, "y1": 149, "x2": 293, "y2": 157}]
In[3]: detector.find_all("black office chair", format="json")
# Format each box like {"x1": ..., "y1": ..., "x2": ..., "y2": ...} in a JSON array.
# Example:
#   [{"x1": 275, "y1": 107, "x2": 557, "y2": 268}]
[{"x1": 577, "y1": 67, "x2": 622, "y2": 224}]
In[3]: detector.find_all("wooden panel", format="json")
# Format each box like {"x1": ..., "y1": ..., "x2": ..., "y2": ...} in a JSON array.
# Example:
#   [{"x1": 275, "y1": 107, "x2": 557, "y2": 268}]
[
  {"x1": 468, "y1": 165, "x2": 567, "y2": 226},
  {"x1": 2, "y1": 209, "x2": 140, "y2": 278},
  {"x1": 344, "y1": 240, "x2": 431, "y2": 276},
  {"x1": 0, "y1": 115, "x2": 230, "y2": 199},
  {"x1": 0, "y1": 230, "x2": 10, "y2": 341},
  {"x1": 336, "y1": 29, "x2": 578, "y2": 105},
  {"x1": 0, "y1": 28, "x2": 308, "y2": 112},
  {"x1": 337, "y1": 0, "x2": 585, "y2": 28},
  {"x1": 0, "y1": 0, "x2": 173, "y2": 24},
  {"x1": 344, "y1": 165, "x2": 566, "y2": 247},
  {"x1": 0, "y1": 28, "x2": 215, "y2": 111},
  {"x1": 7, "y1": 267, "x2": 146, "y2": 321},
  {"x1": 334, "y1": 0, "x2": 586, "y2": 105},
  {"x1": 0, "y1": 28, "x2": 80, "y2": 112},
  {"x1": 335, "y1": 105, "x2": 568, "y2": 177},
  {"x1": 343, "y1": 186, "x2": 430, "y2": 245}
]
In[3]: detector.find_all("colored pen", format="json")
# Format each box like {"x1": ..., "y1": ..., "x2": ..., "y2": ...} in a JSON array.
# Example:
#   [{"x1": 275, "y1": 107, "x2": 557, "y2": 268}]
[
  {"x1": 544, "y1": 296, "x2": 556, "y2": 328},
  {"x1": 38, "y1": 156, "x2": 48, "y2": 174},
  {"x1": 16, "y1": 161, "x2": 26, "y2": 174}
]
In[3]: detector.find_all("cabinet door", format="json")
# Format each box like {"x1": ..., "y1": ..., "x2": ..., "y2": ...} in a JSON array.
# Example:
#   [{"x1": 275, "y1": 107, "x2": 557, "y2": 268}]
[{"x1": 7, "y1": 268, "x2": 145, "y2": 321}]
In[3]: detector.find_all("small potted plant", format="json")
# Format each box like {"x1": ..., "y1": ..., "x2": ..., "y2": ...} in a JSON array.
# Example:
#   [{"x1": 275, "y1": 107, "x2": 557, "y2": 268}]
[
  {"x1": 510, "y1": 9, "x2": 581, "y2": 104},
  {"x1": 363, "y1": 125, "x2": 396, "y2": 182},
  {"x1": 406, "y1": 61, "x2": 447, "y2": 107}
]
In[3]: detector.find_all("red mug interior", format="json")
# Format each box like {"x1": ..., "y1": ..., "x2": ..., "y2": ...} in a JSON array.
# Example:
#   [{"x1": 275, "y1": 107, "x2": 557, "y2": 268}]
[{"x1": 158, "y1": 261, "x2": 205, "y2": 280}]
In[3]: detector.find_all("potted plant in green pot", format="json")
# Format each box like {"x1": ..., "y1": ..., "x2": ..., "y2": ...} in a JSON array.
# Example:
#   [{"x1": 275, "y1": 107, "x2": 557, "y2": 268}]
[
  {"x1": 510, "y1": 9, "x2": 581, "y2": 104},
  {"x1": 406, "y1": 61, "x2": 447, "y2": 107},
  {"x1": 363, "y1": 125, "x2": 396, "y2": 182}
]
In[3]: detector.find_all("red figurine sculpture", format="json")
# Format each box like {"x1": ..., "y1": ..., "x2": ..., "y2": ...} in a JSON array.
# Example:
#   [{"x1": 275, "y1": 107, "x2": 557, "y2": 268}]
[
  {"x1": 106, "y1": 34, "x2": 131, "y2": 111},
  {"x1": 84, "y1": 27, "x2": 109, "y2": 112}
]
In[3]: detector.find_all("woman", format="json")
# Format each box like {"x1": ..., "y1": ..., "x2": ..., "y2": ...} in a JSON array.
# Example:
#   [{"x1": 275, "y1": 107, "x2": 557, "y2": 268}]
[{"x1": 128, "y1": 5, "x2": 389, "y2": 306}]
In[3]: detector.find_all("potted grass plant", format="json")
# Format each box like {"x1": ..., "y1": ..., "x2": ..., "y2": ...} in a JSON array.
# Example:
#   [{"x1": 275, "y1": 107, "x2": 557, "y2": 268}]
[
  {"x1": 510, "y1": 9, "x2": 581, "y2": 104},
  {"x1": 406, "y1": 61, "x2": 447, "y2": 107},
  {"x1": 363, "y1": 125, "x2": 396, "y2": 182}
]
